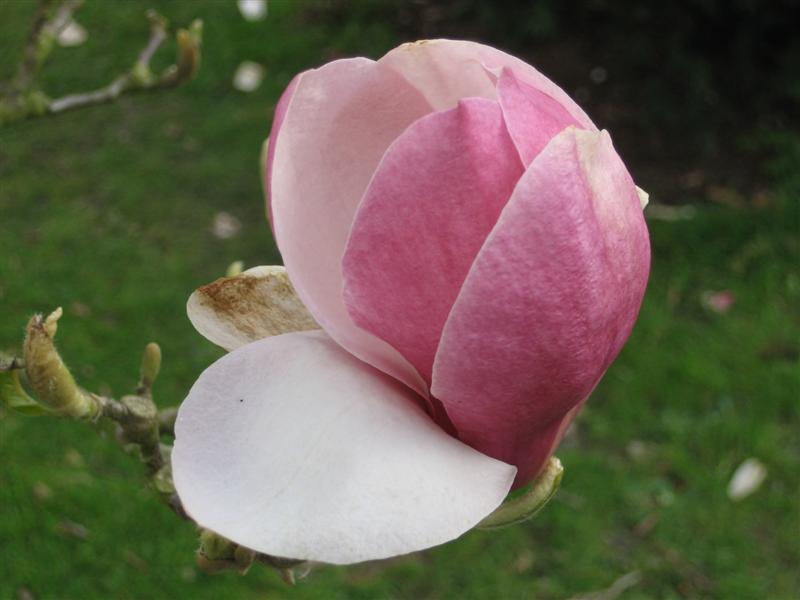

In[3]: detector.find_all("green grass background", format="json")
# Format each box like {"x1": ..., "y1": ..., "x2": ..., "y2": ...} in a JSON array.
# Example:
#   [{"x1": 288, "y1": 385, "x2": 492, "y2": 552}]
[{"x1": 1, "y1": 1, "x2": 798, "y2": 598}]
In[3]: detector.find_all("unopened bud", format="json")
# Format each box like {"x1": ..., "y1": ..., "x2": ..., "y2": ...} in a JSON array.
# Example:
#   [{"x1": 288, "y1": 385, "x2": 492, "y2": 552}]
[
  {"x1": 23, "y1": 308, "x2": 98, "y2": 419},
  {"x1": 137, "y1": 342, "x2": 161, "y2": 395}
]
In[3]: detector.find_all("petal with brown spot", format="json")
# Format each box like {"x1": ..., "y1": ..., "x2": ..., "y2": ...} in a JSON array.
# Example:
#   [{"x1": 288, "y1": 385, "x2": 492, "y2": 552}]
[{"x1": 187, "y1": 266, "x2": 319, "y2": 350}]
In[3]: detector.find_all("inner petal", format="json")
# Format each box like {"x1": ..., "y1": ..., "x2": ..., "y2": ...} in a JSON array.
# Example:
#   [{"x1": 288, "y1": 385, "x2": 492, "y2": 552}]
[
  {"x1": 342, "y1": 98, "x2": 524, "y2": 384},
  {"x1": 497, "y1": 67, "x2": 584, "y2": 166}
]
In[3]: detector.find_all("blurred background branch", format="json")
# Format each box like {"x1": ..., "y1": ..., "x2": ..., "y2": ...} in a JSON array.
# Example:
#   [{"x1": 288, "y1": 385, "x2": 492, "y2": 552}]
[{"x1": 0, "y1": 0, "x2": 201, "y2": 126}]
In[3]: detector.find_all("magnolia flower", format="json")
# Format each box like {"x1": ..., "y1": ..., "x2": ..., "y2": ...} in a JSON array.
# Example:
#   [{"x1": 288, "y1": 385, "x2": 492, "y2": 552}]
[{"x1": 173, "y1": 40, "x2": 650, "y2": 565}]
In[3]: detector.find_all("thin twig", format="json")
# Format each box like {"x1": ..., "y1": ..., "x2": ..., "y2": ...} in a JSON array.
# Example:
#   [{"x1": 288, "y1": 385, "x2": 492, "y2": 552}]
[
  {"x1": 47, "y1": 0, "x2": 83, "y2": 37},
  {"x1": 0, "y1": 9, "x2": 201, "y2": 125},
  {"x1": 47, "y1": 17, "x2": 201, "y2": 115},
  {"x1": 136, "y1": 10, "x2": 168, "y2": 66},
  {"x1": 13, "y1": 0, "x2": 55, "y2": 91},
  {"x1": 13, "y1": 0, "x2": 83, "y2": 91},
  {"x1": 48, "y1": 77, "x2": 128, "y2": 113}
]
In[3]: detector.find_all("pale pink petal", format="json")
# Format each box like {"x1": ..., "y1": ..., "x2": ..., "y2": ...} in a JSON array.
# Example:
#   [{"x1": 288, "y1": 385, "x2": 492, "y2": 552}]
[
  {"x1": 379, "y1": 39, "x2": 596, "y2": 130},
  {"x1": 173, "y1": 331, "x2": 516, "y2": 565},
  {"x1": 342, "y1": 98, "x2": 523, "y2": 384},
  {"x1": 268, "y1": 58, "x2": 432, "y2": 396},
  {"x1": 264, "y1": 74, "x2": 299, "y2": 225},
  {"x1": 497, "y1": 67, "x2": 583, "y2": 165},
  {"x1": 186, "y1": 265, "x2": 318, "y2": 351},
  {"x1": 431, "y1": 127, "x2": 650, "y2": 485}
]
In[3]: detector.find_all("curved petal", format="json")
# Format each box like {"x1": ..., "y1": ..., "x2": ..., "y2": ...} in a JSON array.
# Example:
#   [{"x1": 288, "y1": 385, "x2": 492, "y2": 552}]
[
  {"x1": 342, "y1": 98, "x2": 523, "y2": 384},
  {"x1": 497, "y1": 67, "x2": 583, "y2": 166},
  {"x1": 187, "y1": 266, "x2": 319, "y2": 351},
  {"x1": 264, "y1": 73, "x2": 300, "y2": 225},
  {"x1": 269, "y1": 57, "x2": 432, "y2": 397},
  {"x1": 379, "y1": 39, "x2": 596, "y2": 130},
  {"x1": 173, "y1": 331, "x2": 516, "y2": 565},
  {"x1": 431, "y1": 127, "x2": 650, "y2": 485}
]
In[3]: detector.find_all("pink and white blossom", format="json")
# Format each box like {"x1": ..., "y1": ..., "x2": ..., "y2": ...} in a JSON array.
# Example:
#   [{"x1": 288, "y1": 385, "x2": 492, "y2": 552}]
[{"x1": 173, "y1": 39, "x2": 650, "y2": 565}]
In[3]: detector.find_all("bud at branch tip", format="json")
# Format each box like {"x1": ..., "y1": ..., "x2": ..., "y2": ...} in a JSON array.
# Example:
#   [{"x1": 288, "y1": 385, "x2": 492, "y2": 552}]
[
  {"x1": 137, "y1": 342, "x2": 161, "y2": 395},
  {"x1": 23, "y1": 308, "x2": 98, "y2": 419}
]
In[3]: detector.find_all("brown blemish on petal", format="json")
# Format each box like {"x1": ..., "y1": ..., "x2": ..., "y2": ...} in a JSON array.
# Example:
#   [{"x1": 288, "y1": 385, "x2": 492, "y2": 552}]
[{"x1": 188, "y1": 266, "x2": 319, "y2": 350}]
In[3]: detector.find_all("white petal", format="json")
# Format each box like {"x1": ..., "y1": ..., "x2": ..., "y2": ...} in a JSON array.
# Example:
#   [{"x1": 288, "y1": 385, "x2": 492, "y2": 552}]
[
  {"x1": 57, "y1": 20, "x2": 87, "y2": 47},
  {"x1": 210, "y1": 211, "x2": 241, "y2": 239},
  {"x1": 635, "y1": 185, "x2": 649, "y2": 209},
  {"x1": 233, "y1": 61, "x2": 264, "y2": 92},
  {"x1": 187, "y1": 265, "x2": 318, "y2": 351},
  {"x1": 172, "y1": 331, "x2": 516, "y2": 564},
  {"x1": 727, "y1": 458, "x2": 767, "y2": 501},
  {"x1": 237, "y1": 0, "x2": 267, "y2": 21}
]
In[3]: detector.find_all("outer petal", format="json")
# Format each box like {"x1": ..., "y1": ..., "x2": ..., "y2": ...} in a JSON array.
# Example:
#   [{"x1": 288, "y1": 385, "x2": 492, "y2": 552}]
[
  {"x1": 173, "y1": 331, "x2": 516, "y2": 565},
  {"x1": 379, "y1": 39, "x2": 596, "y2": 130},
  {"x1": 264, "y1": 73, "x2": 299, "y2": 224},
  {"x1": 269, "y1": 57, "x2": 432, "y2": 396},
  {"x1": 342, "y1": 98, "x2": 523, "y2": 384},
  {"x1": 431, "y1": 127, "x2": 650, "y2": 485},
  {"x1": 497, "y1": 67, "x2": 583, "y2": 166},
  {"x1": 187, "y1": 266, "x2": 318, "y2": 351}
]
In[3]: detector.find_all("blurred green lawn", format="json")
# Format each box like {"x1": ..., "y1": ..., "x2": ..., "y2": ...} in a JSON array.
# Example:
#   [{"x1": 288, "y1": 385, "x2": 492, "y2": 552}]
[{"x1": 1, "y1": 1, "x2": 798, "y2": 598}]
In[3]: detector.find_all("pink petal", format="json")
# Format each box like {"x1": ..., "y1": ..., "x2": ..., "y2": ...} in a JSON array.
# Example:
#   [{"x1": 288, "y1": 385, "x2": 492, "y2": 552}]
[
  {"x1": 264, "y1": 73, "x2": 299, "y2": 225},
  {"x1": 702, "y1": 290, "x2": 736, "y2": 313},
  {"x1": 431, "y1": 127, "x2": 650, "y2": 485},
  {"x1": 268, "y1": 58, "x2": 432, "y2": 396},
  {"x1": 173, "y1": 331, "x2": 516, "y2": 564},
  {"x1": 497, "y1": 67, "x2": 584, "y2": 166},
  {"x1": 379, "y1": 39, "x2": 596, "y2": 131},
  {"x1": 342, "y1": 98, "x2": 523, "y2": 384}
]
